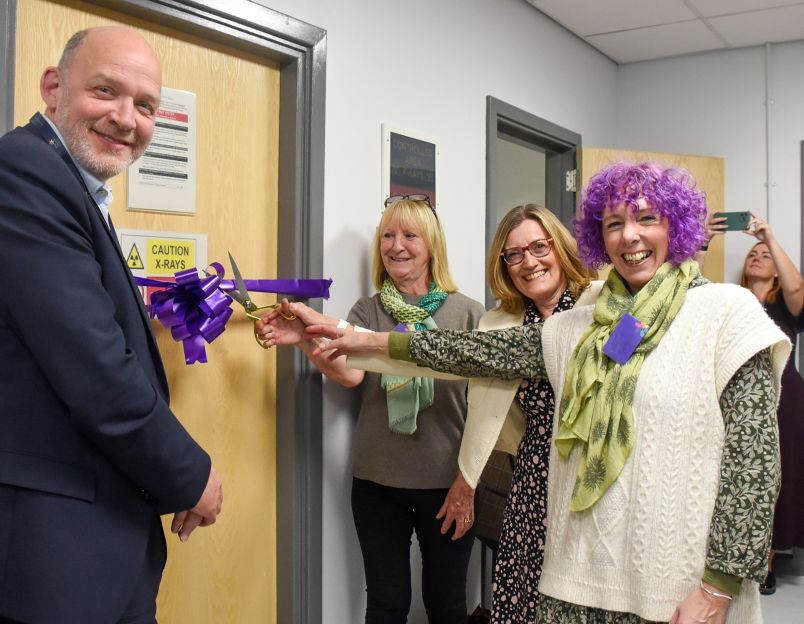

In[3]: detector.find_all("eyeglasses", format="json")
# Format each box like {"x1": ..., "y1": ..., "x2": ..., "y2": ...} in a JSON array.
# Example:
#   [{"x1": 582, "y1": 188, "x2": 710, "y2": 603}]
[
  {"x1": 501, "y1": 238, "x2": 553, "y2": 265},
  {"x1": 384, "y1": 194, "x2": 433, "y2": 210}
]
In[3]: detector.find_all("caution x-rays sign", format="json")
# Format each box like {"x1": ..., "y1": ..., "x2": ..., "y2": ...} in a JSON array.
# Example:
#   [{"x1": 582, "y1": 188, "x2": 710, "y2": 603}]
[{"x1": 116, "y1": 228, "x2": 208, "y2": 304}]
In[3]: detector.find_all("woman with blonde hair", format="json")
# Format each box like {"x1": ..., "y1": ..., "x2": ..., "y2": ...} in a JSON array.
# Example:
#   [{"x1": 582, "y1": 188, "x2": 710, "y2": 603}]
[
  {"x1": 258, "y1": 195, "x2": 484, "y2": 624},
  {"x1": 456, "y1": 204, "x2": 598, "y2": 623}
]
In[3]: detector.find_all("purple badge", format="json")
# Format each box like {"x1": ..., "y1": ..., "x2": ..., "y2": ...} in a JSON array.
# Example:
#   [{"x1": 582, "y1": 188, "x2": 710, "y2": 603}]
[
  {"x1": 393, "y1": 322, "x2": 410, "y2": 333},
  {"x1": 602, "y1": 313, "x2": 648, "y2": 365}
]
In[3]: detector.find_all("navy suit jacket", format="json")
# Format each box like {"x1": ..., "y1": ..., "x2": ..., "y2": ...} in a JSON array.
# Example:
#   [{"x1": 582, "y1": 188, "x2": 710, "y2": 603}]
[{"x1": 0, "y1": 115, "x2": 211, "y2": 623}]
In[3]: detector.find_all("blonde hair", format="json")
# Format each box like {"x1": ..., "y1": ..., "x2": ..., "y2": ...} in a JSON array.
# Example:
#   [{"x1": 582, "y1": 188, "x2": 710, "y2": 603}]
[
  {"x1": 740, "y1": 242, "x2": 780, "y2": 304},
  {"x1": 488, "y1": 204, "x2": 595, "y2": 314},
  {"x1": 371, "y1": 199, "x2": 457, "y2": 292}
]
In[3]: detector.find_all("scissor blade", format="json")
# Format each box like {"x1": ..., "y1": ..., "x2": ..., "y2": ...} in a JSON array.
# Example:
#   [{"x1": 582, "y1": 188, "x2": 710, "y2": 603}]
[{"x1": 228, "y1": 252, "x2": 250, "y2": 306}]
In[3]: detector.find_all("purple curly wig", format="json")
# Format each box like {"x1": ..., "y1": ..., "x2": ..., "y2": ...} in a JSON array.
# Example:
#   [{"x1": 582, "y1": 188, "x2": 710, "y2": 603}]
[{"x1": 573, "y1": 162, "x2": 708, "y2": 269}]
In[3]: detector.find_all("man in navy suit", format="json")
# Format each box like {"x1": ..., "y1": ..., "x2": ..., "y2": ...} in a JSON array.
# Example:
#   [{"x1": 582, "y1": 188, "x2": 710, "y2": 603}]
[{"x1": 0, "y1": 26, "x2": 222, "y2": 623}]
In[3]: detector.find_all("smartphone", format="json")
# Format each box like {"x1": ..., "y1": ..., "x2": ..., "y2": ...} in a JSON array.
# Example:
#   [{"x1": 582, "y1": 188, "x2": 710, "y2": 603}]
[{"x1": 714, "y1": 211, "x2": 751, "y2": 231}]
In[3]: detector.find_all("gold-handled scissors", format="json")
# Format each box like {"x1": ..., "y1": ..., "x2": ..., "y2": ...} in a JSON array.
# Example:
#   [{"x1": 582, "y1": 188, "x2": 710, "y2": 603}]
[{"x1": 227, "y1": 252, "x2": 296, "y2": 348}]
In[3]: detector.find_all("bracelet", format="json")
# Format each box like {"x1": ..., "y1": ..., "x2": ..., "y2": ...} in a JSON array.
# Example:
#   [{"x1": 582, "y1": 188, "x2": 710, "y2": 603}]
[
  {"x1": 700, "y1": 580, "x2": 732, "y2": 601},
  {"x1": 336, "y1": 319, "x2": 349, "y2": 329}
]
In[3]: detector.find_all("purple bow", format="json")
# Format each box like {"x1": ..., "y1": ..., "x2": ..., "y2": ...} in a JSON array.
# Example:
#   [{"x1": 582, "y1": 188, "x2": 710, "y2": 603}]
[{"x1": 134, "y1": 264, "x2": 332, "y2": 364}]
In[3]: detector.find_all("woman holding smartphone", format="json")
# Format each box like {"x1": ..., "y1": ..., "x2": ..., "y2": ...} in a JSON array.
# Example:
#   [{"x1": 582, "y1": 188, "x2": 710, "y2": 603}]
[{"x1": 704, "y1": 212, "x2": 804, "y2": 595}]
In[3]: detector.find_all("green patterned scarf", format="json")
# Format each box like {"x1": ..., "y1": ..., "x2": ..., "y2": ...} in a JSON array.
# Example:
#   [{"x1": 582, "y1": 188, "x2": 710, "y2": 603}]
[
  {"x1": 555, "y1": 260, "x2": 700, "y2": 511},
  {"x1": 379, "y1": 278, "x2": 448, "y2": 434}
]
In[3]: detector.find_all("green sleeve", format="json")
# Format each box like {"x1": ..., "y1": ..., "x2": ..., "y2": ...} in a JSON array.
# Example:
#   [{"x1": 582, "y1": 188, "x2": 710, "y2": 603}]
[
  {"x1": 404, "y1": 324, "x2": 546, "y2": 380},
  {"x1": 705, "y1": 348, "x2": 780, "y2": 593},
  {"x1": 388, "y1": 331, "x2": 415, "y2": 362},
  {"x1": 702, "y1": 568, "x2": 741, "y2": 596}
]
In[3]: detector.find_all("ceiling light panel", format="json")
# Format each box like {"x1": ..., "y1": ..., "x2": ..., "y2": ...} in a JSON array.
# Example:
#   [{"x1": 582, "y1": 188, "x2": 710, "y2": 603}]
[
  {"x1": 708, "y1": 4, "x2": 804, "y2": 46},
  {"x1": 586, "y1": 19, "x2": 725, "y2": 63},
  {"x1": 530, "y1": 0, "x2": 696, "y2": 36}
]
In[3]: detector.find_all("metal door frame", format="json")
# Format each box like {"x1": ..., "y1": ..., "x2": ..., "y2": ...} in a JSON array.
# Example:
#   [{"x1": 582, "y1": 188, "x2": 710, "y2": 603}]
[{"x1": 485, "y1": 96, "x2": 581, "y2": 308}]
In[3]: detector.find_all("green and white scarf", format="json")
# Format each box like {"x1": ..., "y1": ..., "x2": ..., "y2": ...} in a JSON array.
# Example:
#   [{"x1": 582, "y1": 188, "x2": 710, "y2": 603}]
[
  {"x1": 380, "y1": 278, "x2": 448, "y2": 434},
  {"x1": 555, "y1": 260, "x2": 700, "y2": 511}
]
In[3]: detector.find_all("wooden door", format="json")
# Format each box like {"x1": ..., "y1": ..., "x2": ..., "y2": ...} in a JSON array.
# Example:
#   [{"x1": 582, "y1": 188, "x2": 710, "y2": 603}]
[
  {"x1": 14, "y1": 0, "x2": 280, "y2": 620},
  {"x1": 581, "y1": 148, "x2": 725, "y2": 283}
]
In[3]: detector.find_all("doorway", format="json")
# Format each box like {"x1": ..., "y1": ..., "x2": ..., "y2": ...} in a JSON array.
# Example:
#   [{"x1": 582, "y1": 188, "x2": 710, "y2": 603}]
[{"x1": 486, "y1": 96, "x2": 581, "y2": 308}]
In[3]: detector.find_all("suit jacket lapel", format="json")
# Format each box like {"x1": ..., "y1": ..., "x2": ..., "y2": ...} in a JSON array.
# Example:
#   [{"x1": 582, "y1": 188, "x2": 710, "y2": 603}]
[{"x1": 27, "y1": 114, "x2": 170, "y2": 397}]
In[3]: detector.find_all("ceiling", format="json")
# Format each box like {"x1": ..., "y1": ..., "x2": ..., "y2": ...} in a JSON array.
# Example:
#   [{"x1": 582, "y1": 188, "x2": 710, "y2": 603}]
[{"x1": 526, "y1": 0, "x2": 804, "y2": 63}]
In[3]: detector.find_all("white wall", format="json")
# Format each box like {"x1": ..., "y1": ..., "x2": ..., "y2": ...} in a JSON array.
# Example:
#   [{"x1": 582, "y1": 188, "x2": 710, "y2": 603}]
[
  {"x1": 252, "y1": 1, "x2": 619, "y2": 622},
  {"x1": 614, "y1": 42, "x2": 804, "y2": 282},
  {"x1": 769, "y1": 42, "x2": 804, "y2": 275}
]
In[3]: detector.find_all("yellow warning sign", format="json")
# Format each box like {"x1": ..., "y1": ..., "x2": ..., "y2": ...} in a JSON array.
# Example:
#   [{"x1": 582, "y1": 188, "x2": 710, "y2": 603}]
[
  {"x1": 146, "y1": 238, "x2": 196, "y2": 275},
  {"x1": 126, "y1": 243, "x2": 144, "y2": 270}
]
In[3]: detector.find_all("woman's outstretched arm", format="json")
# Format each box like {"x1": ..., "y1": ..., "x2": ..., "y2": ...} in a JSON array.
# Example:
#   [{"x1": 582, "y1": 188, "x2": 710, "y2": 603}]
[{"x1": 309, "y1": 324, "x2": 546, "y2": 381}]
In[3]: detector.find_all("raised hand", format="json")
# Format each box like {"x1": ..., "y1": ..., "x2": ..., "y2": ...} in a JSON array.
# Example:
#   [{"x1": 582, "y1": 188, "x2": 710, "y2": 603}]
[
  {"x1": 256, "y1": 301, "x2": 307, "y2": 347},
  {"x1": 281, "y1": 299, "x2": 334, "y2": 328},
  {"x1": 706, "y1": 212, "x2": 728, "y2": 243},
  {"x1": 307, "y1": 325, "x2": 391, "y2": 359},
  {"x1": 745, "y1": 213, "x2": 772, "y2": 244}
]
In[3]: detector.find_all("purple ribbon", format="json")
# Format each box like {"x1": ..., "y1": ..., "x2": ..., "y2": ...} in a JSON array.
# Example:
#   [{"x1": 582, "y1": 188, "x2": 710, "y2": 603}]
[
  {"x1": 218, "y1": 279, "x2": 333, "y2": 299},
  {"x1": 134, "y1": 264, "x2": 332, "y2": 365}
]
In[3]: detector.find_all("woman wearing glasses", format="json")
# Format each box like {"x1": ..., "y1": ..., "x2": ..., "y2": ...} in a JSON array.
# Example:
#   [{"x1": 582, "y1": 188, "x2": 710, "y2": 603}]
[
  {"x1": 456, "y1": 205, "x2": 598, "y2": 623},
  {"x1": 259, "y1": 195, "x2": 484, "y2": 624}
]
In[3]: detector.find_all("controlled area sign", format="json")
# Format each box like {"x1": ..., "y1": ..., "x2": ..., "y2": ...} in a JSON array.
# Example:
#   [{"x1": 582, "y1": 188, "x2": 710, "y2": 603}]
[{"x1": 116, "y1": 228, "x2": 208, "y2": 304}]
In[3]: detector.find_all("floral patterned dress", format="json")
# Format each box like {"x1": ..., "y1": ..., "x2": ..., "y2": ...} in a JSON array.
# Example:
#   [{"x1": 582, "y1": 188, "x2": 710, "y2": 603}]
[{"x1": 491, "y1": 289, "x2": 576, "y2": 624}]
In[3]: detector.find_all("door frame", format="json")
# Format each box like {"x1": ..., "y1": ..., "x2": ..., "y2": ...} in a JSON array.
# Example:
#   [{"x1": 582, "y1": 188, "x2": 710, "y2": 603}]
[
  {"x1": 485, "y1": 96, "x2": 581, "y2": 308},
  {"x1": 0, "y1": 1, "x2": 326, "y2": 622}
]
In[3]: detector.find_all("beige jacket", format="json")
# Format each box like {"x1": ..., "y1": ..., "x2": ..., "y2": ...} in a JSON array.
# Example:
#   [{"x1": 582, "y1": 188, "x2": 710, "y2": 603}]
[
  {"x1": 348, "y1": 281, "x2": 603, "y2": 489},
  {"x1": 457, "y1": 307, "x2": 525, "y2": 487},
  {"x1": 458, "y1": 281, "x2": 602, "y2": 487}
]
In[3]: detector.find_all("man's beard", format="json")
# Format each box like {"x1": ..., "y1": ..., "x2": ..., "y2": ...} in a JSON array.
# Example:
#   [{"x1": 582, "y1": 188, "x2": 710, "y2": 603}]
[{"x1": 56, "y1": 101, "x2": 148, "y2": 181}]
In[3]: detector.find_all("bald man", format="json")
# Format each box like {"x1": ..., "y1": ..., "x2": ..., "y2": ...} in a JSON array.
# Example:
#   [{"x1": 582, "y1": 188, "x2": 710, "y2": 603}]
[{"x1": 0, "y1": 27, "x2": 222, "y2": 624}]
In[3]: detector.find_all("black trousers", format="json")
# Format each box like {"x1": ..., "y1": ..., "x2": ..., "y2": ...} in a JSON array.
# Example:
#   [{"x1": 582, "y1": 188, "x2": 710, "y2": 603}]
[
  {"x1": 117, "y1": 514, "x2": 166, "y2": 624},
  {"x1": 351, "y1": 477, "x2": 475, "y2": 624}
]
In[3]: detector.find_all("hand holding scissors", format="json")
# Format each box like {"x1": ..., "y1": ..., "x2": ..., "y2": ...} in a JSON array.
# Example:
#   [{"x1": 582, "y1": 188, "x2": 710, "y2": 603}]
[{"x1": 227, "y1": 252, "x2": 296, "y2": 348}]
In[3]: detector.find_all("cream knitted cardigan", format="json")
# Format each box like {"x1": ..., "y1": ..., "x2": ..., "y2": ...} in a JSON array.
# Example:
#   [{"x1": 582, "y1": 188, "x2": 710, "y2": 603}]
[{"x1": 539, "y1": 283, "x2": 790, "y2": 623}]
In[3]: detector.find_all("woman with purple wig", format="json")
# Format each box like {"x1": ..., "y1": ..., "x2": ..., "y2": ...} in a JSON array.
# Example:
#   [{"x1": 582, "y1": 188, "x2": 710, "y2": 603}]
[{"x1": 306, "y1": 162, "x2": 790, "y2": 623}]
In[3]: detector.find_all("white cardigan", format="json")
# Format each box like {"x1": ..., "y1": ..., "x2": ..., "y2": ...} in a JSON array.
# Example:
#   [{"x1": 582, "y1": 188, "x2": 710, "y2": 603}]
[
  {"x1": 458, "y1": 281, "x2": 602, "y2": 487},
  {"x1": 348, "y1": 281, "x2": 603, "y2": 488}
]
